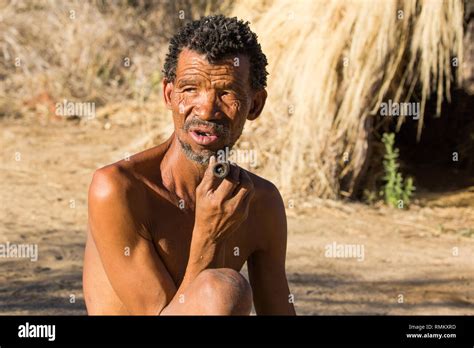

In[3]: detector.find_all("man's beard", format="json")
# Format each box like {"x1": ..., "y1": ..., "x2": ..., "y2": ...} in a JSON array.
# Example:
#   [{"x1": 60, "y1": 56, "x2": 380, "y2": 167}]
[{"x1": 179, "y1": 117, "x2": 233, "y2": 165}]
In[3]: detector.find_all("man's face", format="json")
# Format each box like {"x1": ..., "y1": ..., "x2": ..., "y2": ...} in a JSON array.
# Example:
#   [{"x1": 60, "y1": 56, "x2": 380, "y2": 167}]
[{"x1": 164, "y1": 48, "x2": 264, "y2": 165}]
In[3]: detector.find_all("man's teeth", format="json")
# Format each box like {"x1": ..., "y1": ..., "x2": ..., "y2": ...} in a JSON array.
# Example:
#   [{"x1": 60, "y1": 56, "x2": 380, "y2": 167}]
[{"x1": 196, "y1": 131, "x2": 212, "y2": 136}]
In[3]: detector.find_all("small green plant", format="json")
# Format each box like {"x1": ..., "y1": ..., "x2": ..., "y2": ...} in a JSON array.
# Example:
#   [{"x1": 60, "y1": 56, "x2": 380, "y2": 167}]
[
  {"x1": 381, "y1": 133, "x2": 415, "y2": 208},
  {"x1": 363, "y1": 189, "x2": 377, "y2": 205},
  {"x1": 459, "y1": 228, "x2": 474, "y2": 238}
]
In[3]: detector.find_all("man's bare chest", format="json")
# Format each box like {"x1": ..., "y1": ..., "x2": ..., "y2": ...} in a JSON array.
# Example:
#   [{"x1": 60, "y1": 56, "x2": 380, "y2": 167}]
[{"x1": 146, "y1": 199, "x2": 254, "y2": 286}]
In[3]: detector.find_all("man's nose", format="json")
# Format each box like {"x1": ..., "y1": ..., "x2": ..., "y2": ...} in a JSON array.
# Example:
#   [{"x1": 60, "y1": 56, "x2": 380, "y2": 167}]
[{"x1": 194, "y1": 90, "x2": 223, "y2": 121}]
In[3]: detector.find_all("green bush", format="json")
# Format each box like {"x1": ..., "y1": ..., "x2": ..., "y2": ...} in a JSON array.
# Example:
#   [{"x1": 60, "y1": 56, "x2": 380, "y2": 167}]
[{"x1": 381, "y1": 133, "x2": 415, "y2": 208}]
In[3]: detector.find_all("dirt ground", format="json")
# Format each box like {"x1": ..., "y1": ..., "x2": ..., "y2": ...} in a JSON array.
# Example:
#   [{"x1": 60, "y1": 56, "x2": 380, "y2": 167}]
[{"x1": 1, "y1": 114, "x2": 473, "y2": 315}]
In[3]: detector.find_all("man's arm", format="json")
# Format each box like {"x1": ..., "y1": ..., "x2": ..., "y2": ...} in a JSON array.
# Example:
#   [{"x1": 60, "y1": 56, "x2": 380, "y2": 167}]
[
  {"x1": 247, "y1": 184, "x2": 296, "y2": 315},
  {"x1": 88, "y1": 166, "x2": 179, "y2": 314}
]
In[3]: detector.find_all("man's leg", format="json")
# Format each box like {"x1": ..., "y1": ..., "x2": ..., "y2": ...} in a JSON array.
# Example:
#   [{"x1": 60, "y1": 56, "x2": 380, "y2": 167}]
[{"x1": 160, "y1": 268, "x2": 253, "y2": 315}]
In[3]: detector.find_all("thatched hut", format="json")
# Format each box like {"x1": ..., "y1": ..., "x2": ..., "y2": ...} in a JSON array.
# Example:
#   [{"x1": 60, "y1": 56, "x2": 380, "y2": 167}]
[{"x1": 230, "y1": 0, "x2": 472, "y2": 202}]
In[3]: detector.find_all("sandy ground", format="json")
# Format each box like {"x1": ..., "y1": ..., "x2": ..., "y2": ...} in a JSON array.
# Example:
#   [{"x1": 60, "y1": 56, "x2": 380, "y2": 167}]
[{"x1": 1, "y1": 115, "x2": 473, "y2": 315}]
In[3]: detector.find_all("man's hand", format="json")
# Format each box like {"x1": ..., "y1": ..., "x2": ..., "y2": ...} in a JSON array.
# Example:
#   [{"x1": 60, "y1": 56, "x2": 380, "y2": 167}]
[
  {"x1": 194, "y1": 156, "x2": 255, "y2": 244},
  {"x1": 179, "y1": 156, "x2": 255, "y2": 288}
]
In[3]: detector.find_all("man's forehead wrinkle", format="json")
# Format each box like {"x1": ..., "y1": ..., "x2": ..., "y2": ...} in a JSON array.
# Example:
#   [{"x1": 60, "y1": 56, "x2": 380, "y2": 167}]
[
  {"x1": 177, "y1": 75, "x2": 244, "y2": 90},
  {"x1": 175, "y1": 52, "x2": 249, "y2": 89},
  {"x1": 177, "y1": 71, "x2": 209, "y2": 81},
  {"x1": 178, "y1": 64, "x2": 237, "y2": 75},
  {"x1": 211, "y1": 77, "x2": 246, "y2": 89},
  {"x1": 176, "y1": 78, "x2": 200, "y2": 87},
  {"x1": 177, "y1": 68, "x2": 243, "y2": 85}
]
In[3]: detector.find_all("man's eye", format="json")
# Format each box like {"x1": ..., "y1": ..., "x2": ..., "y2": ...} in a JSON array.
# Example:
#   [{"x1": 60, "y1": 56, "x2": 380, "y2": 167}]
[
  {"x1": 183, "y1": 87, "x2": 197, "y2": 93},
  {"x1": 221, "y1": 90, "x2": 235, "y2": 97}
]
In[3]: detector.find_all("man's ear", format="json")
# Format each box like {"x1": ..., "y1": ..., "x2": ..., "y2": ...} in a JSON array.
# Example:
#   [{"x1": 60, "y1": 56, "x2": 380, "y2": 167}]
[
  {"x1": 162, "y1": 79, "x2": 173, "y2": 110},
  {"x1": 247, "y1": 89, "x2": 267, "y2": 121}
]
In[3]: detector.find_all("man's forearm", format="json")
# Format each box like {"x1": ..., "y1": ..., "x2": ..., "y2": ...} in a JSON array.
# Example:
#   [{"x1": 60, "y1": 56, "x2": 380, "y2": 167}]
[{"x1": 168, "y1": 229, "x2": 225, "y2": 302}]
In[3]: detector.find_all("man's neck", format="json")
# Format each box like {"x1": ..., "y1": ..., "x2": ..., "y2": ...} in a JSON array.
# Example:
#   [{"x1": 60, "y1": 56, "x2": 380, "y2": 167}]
[{"x1": 160, "y1": 133, "x2": 208, "y2": 210}]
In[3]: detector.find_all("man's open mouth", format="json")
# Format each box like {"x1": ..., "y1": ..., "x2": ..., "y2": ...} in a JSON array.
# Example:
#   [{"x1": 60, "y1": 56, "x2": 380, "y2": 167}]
[{"x1": 189, "y1": 127, "x2": 220, "y2": 145}]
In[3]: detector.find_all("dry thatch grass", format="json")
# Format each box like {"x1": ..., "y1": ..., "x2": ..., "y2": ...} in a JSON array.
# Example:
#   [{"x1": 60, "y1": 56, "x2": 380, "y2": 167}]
[{"x1": 231, "y1": 0, "x2": 464, "y2": 200}]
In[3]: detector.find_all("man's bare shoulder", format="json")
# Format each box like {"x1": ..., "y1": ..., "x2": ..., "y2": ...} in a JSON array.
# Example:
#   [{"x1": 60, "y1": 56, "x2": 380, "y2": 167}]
[
  {"x1": 88, "y1": 141, "x2": 170, "y2": 202},
  {"x1": 89, "y1": 164, "x2": 134, "y2": 201},
  {"x1": 245, "y1": 170, "x2": 286, "y2": 225},
  {"x1": 245, "y1": 170, "x2": 284, "y2": 205},
  {"x1": 88, "y1": 163, "x2": 154, "y2": 242}
]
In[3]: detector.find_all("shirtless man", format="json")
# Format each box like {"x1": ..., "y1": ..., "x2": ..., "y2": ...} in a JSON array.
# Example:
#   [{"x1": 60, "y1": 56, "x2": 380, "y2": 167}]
[{"x1": 82, "y1": 15, "x2": 296, "y2": 315}]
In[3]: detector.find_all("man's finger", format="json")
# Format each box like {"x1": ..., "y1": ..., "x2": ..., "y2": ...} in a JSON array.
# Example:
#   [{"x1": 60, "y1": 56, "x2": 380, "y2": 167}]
[
  {"x1": 215, "y1": 164, "x2": 240, "y2": 199},
  {"x1": 199, "y1": 155, "x2": 219, "y2": 192}
]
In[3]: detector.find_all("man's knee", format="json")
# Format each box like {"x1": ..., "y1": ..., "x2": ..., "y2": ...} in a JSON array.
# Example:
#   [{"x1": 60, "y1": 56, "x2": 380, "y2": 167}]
[{"x1": 196, "y1": 268, "x2": 252, "y2": 315}]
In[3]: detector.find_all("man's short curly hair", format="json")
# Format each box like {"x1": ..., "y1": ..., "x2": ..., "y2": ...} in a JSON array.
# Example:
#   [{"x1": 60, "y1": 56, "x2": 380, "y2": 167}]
[{"x1": 163, "y1": 15, "x2": 268, "y2": 90}]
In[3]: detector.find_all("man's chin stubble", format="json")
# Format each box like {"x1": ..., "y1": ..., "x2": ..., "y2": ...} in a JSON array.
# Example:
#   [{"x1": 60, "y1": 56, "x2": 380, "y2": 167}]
[
  {"x1": 178, "y1": 137, "x2": 214, "y2": 165},
  {"x1": 178, "y1": 137, "x2": 233, "y2": 166}
]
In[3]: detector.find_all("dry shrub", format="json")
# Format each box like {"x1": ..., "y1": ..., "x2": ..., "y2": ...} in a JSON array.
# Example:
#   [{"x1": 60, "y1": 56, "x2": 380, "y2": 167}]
[
  {"x1": 0, "y1": 0, "x2": 231, "y2": 118},
  {"x1": 0, "y1": 1, "x2": 151, "y2": 116},
  {"x1": 231, "y1": 0, "x2": 464, "y2": 200}
]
